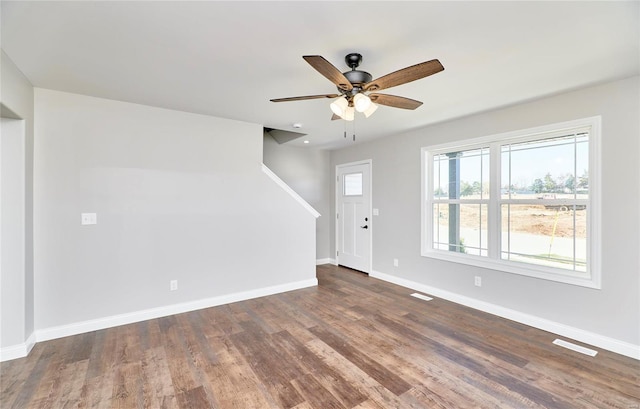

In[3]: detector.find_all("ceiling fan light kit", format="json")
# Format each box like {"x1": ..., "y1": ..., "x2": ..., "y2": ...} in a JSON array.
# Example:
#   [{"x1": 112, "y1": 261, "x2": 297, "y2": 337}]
[
  {"x1": 353, "y1": 93, "x2": 372, "y2": 112},
  {"x1": 330, "y1": 97, "x2": 349, "y2": 117},
  {"x1": 363, "y1": 102, "x2": 378, "y2": 118},
  {"x1": 270, "y1": 52, "x2": 444, "y2": 126},
  {"x1": 343, "y1": 106, "x2": 355, "y2": 121}
]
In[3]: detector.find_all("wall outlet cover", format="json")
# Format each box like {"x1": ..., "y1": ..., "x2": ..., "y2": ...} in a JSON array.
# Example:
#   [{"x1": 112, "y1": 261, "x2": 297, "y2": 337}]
[{"x1": 81, "y1": 213, "x2": 97, "y2": 225}]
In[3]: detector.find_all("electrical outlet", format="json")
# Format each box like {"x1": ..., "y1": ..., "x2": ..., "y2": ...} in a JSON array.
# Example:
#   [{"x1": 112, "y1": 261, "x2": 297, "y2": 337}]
[
  {"x1": 474, "y1": 276, "x2": 482, "y2": 287},
  {"x1": 393, "y1": 258, "x2": 399, "y2": 267},
  {"x1": 170, "y1": 280, "x2": 178, "y2": 291},
  {"x1": 81, "y1": 213, "x2": 97, "y2": 225}
]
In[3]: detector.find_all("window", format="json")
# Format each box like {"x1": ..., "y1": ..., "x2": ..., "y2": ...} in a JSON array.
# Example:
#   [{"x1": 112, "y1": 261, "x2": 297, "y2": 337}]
[
  {"x1": 432, "y1": 148, "x2": 490, "y2": 256},
  {"x1": 343, "y1": 172, "x2": 363, "y2": 196},
  {"x1": 422, "y1": 117, "x2": 601, "y2": 288}
]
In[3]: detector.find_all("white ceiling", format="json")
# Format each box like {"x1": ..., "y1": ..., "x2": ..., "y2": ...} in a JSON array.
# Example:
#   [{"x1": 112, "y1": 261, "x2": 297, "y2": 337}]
[{"x1": 2, "y1": 1, "x2": 638, "y2": 149}]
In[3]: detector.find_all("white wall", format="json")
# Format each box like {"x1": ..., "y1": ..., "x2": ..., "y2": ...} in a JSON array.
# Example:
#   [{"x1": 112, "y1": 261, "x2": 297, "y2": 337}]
[
  {"x1": 263, "y1": 133, "x2": 331, "y2": 261},
  {"x1": 1, "y1": 118, "x2": 25, "y2": 348},
  {"x1": 33, "y1": 89, "x2": 317, "y2": 333},
  {"x1": 0, "y1": 50, "x2": 34, "y2": 357},
  {"x1": 330, "y1": 76, "x2": 640, "y2": 356}
]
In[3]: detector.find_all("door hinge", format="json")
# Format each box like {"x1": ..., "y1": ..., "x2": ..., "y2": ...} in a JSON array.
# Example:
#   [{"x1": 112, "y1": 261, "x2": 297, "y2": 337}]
[
  {"x1": 336, "y1": 213, "x2": 339, "y2": 219},
  {"x1": 337, "y1": 251, "x2": 339, "y2": 256},
  {"x1": 337, "y1": 176, "x2": 339, "y2": 182}
]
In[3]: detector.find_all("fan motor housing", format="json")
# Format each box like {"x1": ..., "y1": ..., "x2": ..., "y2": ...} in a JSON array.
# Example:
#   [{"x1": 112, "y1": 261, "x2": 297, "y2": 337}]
[{"x1": 343, "y1": 70, "x2": 372, "y2": 86}]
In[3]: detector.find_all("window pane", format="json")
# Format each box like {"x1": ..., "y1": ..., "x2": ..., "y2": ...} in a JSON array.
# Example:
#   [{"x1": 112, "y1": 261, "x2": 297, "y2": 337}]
[
  {"x1": 501, "y1": 204, "x2": 586, "y2": 272},
  {"x1": 433, "y1": 203, "x2": 488, "y2": 256},
  {"x1": 575, "y1": 208, "x2": 587, "y2": 272},
  {"x1": 459, "y1": 148, "x2": 490, "y2": 199},
  {"x1": 501, "y1": 134, "x2": 588, "y2": 200},
  {"x1": 460, "y1": 204, "x2": 488, "y2": 256},
  {"x1": 434, "y1": 148, "x2": 489, "y2": 199},
  {"x1": 433, "y1": 203, "x2": 448, "y2": 251},
  {"x1": 343, "y1": 173, "x2": 362, "y2": 196}
]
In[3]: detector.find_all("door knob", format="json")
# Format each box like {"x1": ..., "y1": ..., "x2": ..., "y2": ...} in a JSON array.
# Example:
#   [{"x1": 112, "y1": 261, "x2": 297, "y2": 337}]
[{"x1": 360, "y1": 225, "x2": 368, "y2": 229}]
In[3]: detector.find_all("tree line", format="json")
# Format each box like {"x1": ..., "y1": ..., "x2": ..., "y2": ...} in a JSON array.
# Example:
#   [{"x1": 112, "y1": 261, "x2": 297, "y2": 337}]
[
  {"x1": 529, "y1": 170, "x2": 588, "y2": 194},
  {"x1": 434, "y1": 170, "x2": 588, "y2": 196}
]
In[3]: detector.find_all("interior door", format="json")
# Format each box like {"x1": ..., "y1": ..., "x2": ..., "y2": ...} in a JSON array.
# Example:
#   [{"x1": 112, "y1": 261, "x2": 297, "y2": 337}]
[{"x1": 337, "y1": 162, "x2": 371, "y2": 273}]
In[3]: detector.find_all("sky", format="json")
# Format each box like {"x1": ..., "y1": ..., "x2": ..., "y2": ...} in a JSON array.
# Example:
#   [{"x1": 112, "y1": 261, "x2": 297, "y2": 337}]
[{"x1": 433, "y1": 134, "x2": 588, "y2": 191}]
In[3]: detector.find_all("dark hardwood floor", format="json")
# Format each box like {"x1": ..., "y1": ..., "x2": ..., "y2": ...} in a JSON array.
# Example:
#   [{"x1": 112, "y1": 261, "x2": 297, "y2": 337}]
[{"x1": 1, "y1": 264, "x2": 639, "y2": 408}]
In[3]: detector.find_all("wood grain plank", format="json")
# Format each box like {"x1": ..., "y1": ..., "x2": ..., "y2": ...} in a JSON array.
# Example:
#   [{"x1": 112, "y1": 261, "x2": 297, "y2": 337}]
[
  {"x1": 230, "y1": 322, "x2": 305, "y2": 407},
  {"x1": 77, "y1": 369, "x2": 116, "y2": 409},
  {"x1": 112, "y1": 362, "x2": 143, "y2": 409},
  {"x1": 140, "y1": 347, "x2": 178, "y2": 409},
  {"x1": 290, "y1": 373, "x2": 346, "y2": 409},
  {"x1": 175, "y1": 386, "x2": 214, "y2": 409},
  {"x1": 308, "y1": 325, "x2": 412, "y2": 396},
  {"x1": 204, "y1": 335, "x2": 280, "y2": 409},
  {"x1": 270, "y1": 330, "x2": 368, "y2": 408},
  {"x1": 304, "y1": 338, "x2": 416, "y2": 409}
]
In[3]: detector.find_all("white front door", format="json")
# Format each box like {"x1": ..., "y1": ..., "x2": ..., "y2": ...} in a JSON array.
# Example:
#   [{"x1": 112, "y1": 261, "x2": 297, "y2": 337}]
[{"x1": 336, "y1": 161, "x2": 371, "y2": 273}]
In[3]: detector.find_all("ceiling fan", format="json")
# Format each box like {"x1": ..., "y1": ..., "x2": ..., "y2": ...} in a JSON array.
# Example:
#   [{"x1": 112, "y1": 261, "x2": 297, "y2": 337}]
[{"x1": 270, "y1": 53, "x2": 444, "y2": 121}]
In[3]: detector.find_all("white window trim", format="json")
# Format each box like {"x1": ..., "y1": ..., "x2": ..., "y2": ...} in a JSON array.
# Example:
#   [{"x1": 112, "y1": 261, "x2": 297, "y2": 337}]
[{"x1": 421, "y1": 116, "x2": 601, "y2": 289}]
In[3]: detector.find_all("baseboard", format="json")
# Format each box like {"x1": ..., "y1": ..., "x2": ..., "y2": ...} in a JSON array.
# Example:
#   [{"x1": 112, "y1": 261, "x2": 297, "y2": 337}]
[
  {"x1": 316, "y1": 258, "x2": 337, "y2": 265},
  {"x1": 0, "y1": 332, "x2": 36, "y2": 362},
  {"x1": 35, "y1": 278, "x2": 318, "y2": 344},
  {"x1": 370, "y1": 270, "x2": 640, "y2": 360}
]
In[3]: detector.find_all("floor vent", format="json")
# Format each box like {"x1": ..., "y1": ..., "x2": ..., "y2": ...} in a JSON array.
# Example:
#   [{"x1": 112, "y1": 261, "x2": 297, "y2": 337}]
[
  {"x1": 410, "y1": 293, "x2": 433, "y2": 301},
  {"x1": 552, "y1": 339, "x2": 598, "y2": 357}
]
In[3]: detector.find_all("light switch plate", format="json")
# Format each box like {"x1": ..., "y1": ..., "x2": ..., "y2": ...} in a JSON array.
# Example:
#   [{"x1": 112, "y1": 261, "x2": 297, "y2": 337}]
[
  {"x1": 81, "y1": 213, "x2": 97, "y2": 225},
  {"x1": 373, "y1": 208, "x2": 379, "y2": 216}
]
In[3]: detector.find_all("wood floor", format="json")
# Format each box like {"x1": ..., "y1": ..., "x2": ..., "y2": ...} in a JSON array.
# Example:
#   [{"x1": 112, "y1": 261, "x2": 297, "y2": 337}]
[{"x1": 1, "y1": 264, "x2": 639, "y2": 409}]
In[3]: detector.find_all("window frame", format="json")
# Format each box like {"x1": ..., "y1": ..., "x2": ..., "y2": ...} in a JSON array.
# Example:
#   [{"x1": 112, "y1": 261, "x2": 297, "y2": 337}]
[{"x1": 421, "y1": 116, "x2": 601, "y2": 289}]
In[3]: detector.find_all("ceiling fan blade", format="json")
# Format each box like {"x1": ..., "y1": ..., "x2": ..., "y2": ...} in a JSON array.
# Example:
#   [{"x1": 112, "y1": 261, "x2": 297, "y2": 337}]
[
  {"x1": 331, "y1": 113, "x2": 341, "y2": 120},
  {"x1": 303, "y1": 55, "x2": 353, "y2": 91},
  {"x1": 369, "y1": 94, "x2": 423, "y2": 110},
  {"x1": 270, "y1": 94, "x2": 341, "y2": 102},
  {"x1": 364, "y1": 59, "x2": 444, "y2": 92}
]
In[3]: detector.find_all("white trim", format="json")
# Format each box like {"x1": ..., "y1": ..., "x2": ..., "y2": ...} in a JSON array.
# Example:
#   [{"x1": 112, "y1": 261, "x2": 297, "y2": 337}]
[
  {"x1": 34, "y1": 278, "x2": 317, "y2": 344},
  {"x1": 0, "y1": 332, "x2": 35, "y2": 362},
  {"x1": 335, "y1": 159, "x2": 373, "y2": 273},
  {"x1": 370, "y1": 270, "x2": 640, "y2": 360},
  {"x1": 421, "y1": 116, "x2": 602, "y2": 289},
  {"x1": 423, "y1": 117, "x2": 597, "y2": 153},
  {"x1": 316, "y1": 258, "x2": 337, "y2": 265},
  {"x1": 261, "y1": 164, "x2": 320, "y2": 218}
]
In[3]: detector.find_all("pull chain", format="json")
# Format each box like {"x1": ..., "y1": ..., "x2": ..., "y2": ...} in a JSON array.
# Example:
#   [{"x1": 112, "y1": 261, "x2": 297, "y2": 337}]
[{"x1": 352, "y1": 115, "x2": 356, "y2": 141}]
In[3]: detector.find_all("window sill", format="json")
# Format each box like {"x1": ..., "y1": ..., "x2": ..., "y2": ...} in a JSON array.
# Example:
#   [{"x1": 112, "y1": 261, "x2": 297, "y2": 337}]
[{"x1": 421, "y1": 249, "x2": 601, "y2": 289}]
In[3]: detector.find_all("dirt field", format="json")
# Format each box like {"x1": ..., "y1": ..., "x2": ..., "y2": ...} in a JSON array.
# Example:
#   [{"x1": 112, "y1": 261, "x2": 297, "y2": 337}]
[{"x1": 436, "y1": 204, "x2": 586, "y2": 238}]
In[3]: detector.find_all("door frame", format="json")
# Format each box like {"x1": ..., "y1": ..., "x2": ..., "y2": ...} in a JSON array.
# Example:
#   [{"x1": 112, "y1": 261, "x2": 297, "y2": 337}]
[{"x1": 335, "y1": 159, "x2": 373, "y2": 273}]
